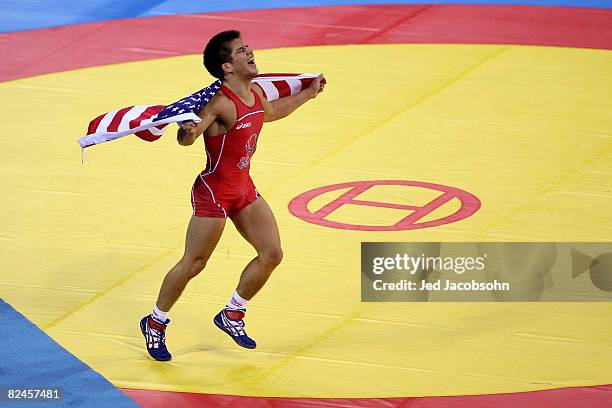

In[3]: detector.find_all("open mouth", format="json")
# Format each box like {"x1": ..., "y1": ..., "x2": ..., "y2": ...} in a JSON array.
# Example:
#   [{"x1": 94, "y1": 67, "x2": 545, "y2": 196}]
[{"x1": 248, "y1": 57, "x2": 256, "y2": 65}]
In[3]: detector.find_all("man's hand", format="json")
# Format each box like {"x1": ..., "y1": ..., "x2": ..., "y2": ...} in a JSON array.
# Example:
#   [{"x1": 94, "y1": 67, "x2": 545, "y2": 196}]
[
  {"x1": 181, "y1": 120, "x2": 197, "y2": 137},
  {"x1": 178, "y1": 120, "x2": 199, "y2": 145},
  {"x1": 307, "y1": 74, "x2": 326, "y2": 99}
]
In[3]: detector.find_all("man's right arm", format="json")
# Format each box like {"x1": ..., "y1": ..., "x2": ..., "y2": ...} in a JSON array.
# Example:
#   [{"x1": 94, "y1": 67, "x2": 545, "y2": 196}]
[{"x1": 177, "y1": 97, "x2": 222, "y2": 146}]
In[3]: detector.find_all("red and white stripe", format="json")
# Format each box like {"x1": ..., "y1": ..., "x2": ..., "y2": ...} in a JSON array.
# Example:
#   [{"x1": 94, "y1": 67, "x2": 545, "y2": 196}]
[
  {"x1": 80, "y1": 105, "x2": 200, "y2": 148},
  {"x1": 253, "y1": 73, "x2": 323, "y2": 101}
]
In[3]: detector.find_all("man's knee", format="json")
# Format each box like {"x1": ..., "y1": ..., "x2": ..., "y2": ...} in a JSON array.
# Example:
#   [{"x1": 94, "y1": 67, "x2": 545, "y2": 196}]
[
  {"x1": 181, "y1": 256, "x2": 208, "y2": 279},
  {"x1": 261, "y1": 247, "x2": 283, "y2": 269}
]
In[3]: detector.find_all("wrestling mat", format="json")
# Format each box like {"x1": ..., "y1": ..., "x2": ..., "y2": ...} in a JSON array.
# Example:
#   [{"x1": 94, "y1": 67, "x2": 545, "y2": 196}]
[{"x1": 1, "y1": 1, "x2": 611, "y2": 406}]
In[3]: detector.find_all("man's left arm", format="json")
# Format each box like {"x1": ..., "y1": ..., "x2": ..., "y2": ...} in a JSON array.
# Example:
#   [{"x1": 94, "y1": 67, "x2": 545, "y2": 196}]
[{"x1": 254, "y1": 74, "x2": 325, "y2": 122}]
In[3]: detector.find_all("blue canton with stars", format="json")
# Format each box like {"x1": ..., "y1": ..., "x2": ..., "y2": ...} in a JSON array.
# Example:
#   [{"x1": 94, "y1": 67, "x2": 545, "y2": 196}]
[{"x1": 156, "y1": 79, "x2": 222, "y2": 121}]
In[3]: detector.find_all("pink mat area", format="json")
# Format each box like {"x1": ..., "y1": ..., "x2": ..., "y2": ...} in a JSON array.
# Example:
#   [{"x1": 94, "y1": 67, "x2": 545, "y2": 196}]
[{"x1": 2, "y1": 5, "x2": 611, "y2": 83}]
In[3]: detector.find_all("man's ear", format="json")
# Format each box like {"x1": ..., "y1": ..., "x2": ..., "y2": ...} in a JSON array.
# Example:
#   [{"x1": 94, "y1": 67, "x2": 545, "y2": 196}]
[{"x1": 222, "y1": 62, "x2": 233, "y2": 76}]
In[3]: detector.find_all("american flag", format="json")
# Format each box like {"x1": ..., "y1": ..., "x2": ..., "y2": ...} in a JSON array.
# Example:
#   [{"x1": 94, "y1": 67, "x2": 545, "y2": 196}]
[{"x1": 78, "y1": 73, "x2": 323, "y2": 149}]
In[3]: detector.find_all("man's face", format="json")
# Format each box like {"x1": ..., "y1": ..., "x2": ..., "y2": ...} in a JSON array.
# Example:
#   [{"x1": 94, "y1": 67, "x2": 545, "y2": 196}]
[{"x1": 227, "y1": 37, "x2": 257, "y2": 79}]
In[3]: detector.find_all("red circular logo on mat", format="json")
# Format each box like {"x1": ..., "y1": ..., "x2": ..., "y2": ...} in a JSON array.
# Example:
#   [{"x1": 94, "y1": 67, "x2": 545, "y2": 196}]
[{"x1": 288, "y1": 180, "x2": 481, "y2": 231}]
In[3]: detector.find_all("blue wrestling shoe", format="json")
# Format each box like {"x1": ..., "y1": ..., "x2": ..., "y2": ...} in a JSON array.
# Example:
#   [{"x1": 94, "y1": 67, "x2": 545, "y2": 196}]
[
  {"x1": 213, "y1": 309, "x2": 257, "y2": 349},
  {"x1": 140, "y1": 315, "x2": 172, "y2": 361}
]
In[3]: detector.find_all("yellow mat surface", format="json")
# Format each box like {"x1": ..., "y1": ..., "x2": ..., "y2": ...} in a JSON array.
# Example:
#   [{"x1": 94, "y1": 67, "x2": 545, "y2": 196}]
[{"x1": 1, "y1": 44, "x2": 611, "y2": 397}]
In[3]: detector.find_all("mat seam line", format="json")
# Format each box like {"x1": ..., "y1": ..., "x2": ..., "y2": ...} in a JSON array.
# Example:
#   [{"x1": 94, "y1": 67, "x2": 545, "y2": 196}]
[
  {"x1": 471, "y1": 140, "x2": 612, "y2": 239},
  {"x1": 264, "y1": 44, "x2": 512, "y2": 196},
  {"x1": 42, "y1": 246, "x2": 180, "y2": 330}
]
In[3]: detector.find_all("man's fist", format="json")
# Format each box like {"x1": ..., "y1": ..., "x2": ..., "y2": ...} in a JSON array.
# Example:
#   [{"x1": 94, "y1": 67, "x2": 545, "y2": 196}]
[
  {"x1": 181, "y1": 120, "x2": 197, "y2": 136},
  {"x1": 308, "y1": 74, "x2": 326, "y2": 99}
]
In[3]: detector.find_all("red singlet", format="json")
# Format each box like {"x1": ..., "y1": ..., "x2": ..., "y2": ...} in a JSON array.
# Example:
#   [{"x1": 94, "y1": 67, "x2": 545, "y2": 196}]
[{"x1": 191, "y1": 85, "x2": 264, "y2": 218}]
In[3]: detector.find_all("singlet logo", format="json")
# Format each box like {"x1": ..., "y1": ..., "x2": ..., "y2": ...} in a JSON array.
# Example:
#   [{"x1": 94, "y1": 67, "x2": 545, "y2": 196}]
[
  {"x1": 236, "y1": 122, "x2": 252, "y2": 130},
  {"x1": 237, "y1": 133, "x2": 259, "y2": 169}
]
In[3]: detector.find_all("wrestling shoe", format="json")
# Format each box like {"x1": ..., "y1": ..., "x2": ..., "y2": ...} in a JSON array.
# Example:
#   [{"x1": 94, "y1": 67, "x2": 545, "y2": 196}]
[
  {"x1": 140, "y1": 315, "x2": 172, "y2": 361},
  {"x1": 213, "y1": 309, "x2": 257, "y2": 349}
]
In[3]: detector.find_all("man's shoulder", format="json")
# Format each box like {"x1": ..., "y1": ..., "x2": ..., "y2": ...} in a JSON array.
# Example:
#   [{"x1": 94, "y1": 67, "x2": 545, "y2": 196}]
[{"x1": 206, "y1": 90, "x2": 233, "y2": 112}]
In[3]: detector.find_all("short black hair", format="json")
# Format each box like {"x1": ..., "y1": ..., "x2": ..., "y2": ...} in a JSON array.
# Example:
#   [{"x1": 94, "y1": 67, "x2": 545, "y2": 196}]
[{"x1": 203, "y1": 30, "x2": 241, "y2": 80}]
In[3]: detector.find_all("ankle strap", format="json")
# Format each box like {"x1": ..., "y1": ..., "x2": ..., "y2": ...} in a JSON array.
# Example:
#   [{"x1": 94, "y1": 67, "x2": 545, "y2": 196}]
[
  {"x1": 148, "y1": 316, "x2": 168, "y2": 331},
  {"x1": 224, "y1": 309, "x2": 245, "y2": 321}
]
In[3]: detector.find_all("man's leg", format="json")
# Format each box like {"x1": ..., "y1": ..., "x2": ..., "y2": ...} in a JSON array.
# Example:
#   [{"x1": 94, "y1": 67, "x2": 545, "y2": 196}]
[
  {"x1": 156, "y1": 215, "x2": 226, "y2": 311},
  {"x1": 232, "y1": 197, "x2": 283, "y2": 299},
  {"x1": 141, "y1": 215, "x2": 225, "y2": 361},
  {"x1": 212, "y1": 197, "x2": 282, "y2": 349}
]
